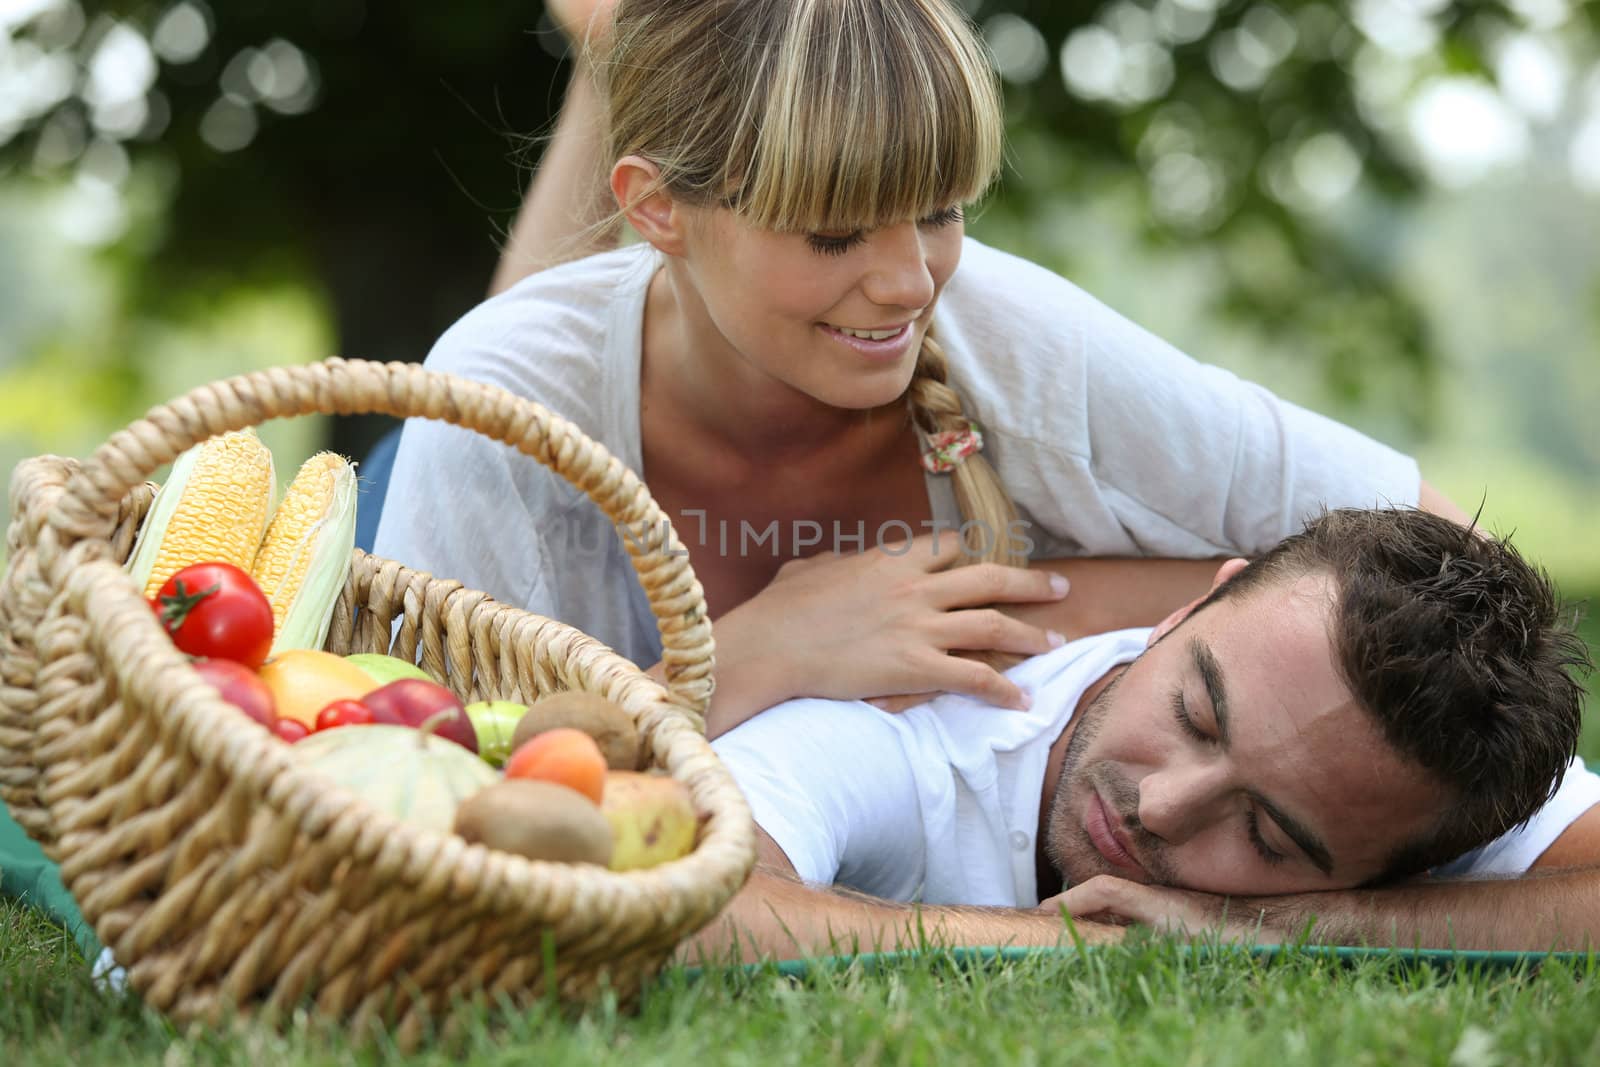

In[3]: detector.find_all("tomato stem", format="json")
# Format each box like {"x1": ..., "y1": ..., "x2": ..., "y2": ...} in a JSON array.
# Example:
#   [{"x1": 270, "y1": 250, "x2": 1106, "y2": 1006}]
[{"x1": 157, "y1": 579, "x2": 221, "y2": 631}]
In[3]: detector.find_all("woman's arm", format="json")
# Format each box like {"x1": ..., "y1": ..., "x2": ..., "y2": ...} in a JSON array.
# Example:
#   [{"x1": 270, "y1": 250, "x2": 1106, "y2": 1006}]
[
  {"x1": 1006, "y1": 557, "x2": 1222, "y2": 643},
  {"x1": 1418, "y1": 479, "x2": 1473, "y2": 526},
  {"x1": 691, "y1": 548, "x2": 1226, "y2": 739},
  {"x1": 488, "y1": 0, "x2": 621, "y2": 295}
]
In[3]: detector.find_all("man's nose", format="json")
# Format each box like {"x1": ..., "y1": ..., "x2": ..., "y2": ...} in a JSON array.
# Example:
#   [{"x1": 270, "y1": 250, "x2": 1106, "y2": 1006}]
[
  {"x1": 861, "y1": 221, "x2": 936, "y2": 310},
  {"x1": 1136, "y1": 762, "x2": 1232, "y2": 845}
]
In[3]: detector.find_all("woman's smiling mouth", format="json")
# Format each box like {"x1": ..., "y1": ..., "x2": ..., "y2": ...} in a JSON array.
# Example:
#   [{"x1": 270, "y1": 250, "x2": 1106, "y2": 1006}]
[{"x1": 818, "y1": 321, "x2": 916, "y2": 361}]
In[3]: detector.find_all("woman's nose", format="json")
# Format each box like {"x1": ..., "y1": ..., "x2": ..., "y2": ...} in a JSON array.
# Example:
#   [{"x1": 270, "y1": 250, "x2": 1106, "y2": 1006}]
[{"x1": 860, "y1": 222, "x2": 936, "y2": 311}]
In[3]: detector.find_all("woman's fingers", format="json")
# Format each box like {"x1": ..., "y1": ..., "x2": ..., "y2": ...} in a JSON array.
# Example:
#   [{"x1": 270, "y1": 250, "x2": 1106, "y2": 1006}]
[
  {"x1": 876, "y1": 646, "x2": 1024, "y2": 713},
  {"x1": 866, "y1": 692, "x2": 938, "y2": 713},
  {"x1": 922, "y1": 561, "x2": 1070, "y2": 609},
  {"x1": 932, "y1": 607, "x2": 1065, "y2": 657},
  {"x1": 905, "y1": 650, "x2": 1032, "y2": 711}
]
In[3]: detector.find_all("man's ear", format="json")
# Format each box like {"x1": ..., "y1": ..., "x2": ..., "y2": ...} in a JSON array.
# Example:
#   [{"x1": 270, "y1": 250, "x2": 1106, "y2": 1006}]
[
  {"x1": 610, "y1": 155, "x2": 687, "y2": 255},
  {"x1": 1145, "y1": 557, "x2": 1251, "y2": 648}
]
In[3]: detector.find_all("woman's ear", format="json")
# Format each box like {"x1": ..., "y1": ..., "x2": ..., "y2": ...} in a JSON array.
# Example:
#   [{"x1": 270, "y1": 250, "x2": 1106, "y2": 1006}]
[
  {"x1": 611, "y1": 155, "x2": 687, "y2": 255},
  {"x1": 1145, "y1": 557, "x2": 1251, "y2": 648}
]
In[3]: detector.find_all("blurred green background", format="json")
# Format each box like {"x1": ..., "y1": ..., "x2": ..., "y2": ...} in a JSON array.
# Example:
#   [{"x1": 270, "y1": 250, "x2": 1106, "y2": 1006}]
[{"x1": 1, "y1": 1, "x2": 1596, "y2": 735}]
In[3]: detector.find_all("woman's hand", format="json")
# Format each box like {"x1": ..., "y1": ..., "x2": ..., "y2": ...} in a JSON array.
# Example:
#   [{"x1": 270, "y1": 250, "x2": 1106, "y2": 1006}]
[
  {"x1": 703, "y1": 531, "x2": 1070, "y2": 737},
  {"x1": 547, "y1": 0, "x2": 619, "y2": 58}
]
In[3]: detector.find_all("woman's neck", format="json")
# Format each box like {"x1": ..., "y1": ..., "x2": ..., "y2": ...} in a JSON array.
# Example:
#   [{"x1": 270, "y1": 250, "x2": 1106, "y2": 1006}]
[{"x1": 641, "y1": 261, "x2": 908, "y2": 467}]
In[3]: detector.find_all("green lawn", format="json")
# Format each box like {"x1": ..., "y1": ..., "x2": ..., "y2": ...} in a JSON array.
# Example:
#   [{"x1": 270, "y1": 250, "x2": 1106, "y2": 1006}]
[
  {"x1": 4, "y1": 592, "x2": 1597, "y2": 1065},
  {"x1": 6, "y1": 896, "x2": 1600, "y2": 1066},
  {"x1": 1573, "y1": 588, "x2": 1600, "y2": 764}
]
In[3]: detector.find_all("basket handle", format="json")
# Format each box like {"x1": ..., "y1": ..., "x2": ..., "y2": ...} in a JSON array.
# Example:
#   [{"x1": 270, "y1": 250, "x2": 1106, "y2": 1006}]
[{"x1": 46, "y1": 358, "x2": 715, "y2": 719}]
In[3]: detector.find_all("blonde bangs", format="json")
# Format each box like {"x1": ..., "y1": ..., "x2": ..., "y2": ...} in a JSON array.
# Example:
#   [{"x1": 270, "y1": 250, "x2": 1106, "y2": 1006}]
[{"x1": 729, "y1": 0, "x2": 1004, "y2": 233}]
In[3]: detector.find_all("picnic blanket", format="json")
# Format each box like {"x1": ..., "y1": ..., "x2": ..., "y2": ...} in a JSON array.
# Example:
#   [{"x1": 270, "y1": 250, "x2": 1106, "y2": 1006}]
[{"x1": 0, "y1": 800, "x2": 100, "y2": 958}]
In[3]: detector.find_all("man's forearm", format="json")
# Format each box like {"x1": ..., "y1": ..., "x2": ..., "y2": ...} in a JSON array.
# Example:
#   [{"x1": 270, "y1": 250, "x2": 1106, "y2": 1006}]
[
  {"x1": 678, "y1": 867, "x2": 1120, "y2": 966},
  {"x1": 1251, "y1": 870, "x2": 1600, "y2": 951}
]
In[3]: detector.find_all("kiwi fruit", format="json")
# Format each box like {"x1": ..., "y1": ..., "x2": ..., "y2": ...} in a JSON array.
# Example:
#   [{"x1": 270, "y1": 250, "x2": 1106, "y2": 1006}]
[
  {"x1": 511, "y1": 691, "x2": 641, "y2": 770},
  {"x1": 453, "y1": 779, "x2": 614, "y2": 866}
]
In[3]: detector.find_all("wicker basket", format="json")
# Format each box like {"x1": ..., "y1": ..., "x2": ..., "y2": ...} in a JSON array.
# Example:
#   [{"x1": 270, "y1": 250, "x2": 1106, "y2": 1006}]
[{"x1": 0, "y1": 358, "x2": 756, "y2": 1044}]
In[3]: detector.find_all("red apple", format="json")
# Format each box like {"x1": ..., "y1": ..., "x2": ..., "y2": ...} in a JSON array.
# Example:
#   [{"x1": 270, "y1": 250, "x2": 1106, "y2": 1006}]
[
  {"x1": 273, "y1": 718, "x2": 311, "y2": 743},
  {"x1": 192, "y1": 657, "x2": 277, "y2": 730},
  {"x1": 360, "y1": 678, "x2": 478, "y2": 753}
]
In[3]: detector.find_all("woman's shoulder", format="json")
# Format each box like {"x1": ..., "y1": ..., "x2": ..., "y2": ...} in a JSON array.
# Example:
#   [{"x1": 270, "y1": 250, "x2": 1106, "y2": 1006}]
[
  {"x1": 933, "y1": 238, "x2": 1103, "y2": 455},
  {"x1": 435, "y1": 244, "x2": 654, "y2": 363},
  {"x1": 421, "y1": 244, "x2": 655, "y2": 438},
  {"x1": 943, "y1": 237, "x2": 1103, "y2": 316}
]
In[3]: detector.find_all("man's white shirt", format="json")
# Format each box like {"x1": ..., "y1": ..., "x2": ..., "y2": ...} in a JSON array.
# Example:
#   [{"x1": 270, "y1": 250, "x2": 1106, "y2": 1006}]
[{"x1": 711, "y1": 630, "x2": 1600, "y2": 906}]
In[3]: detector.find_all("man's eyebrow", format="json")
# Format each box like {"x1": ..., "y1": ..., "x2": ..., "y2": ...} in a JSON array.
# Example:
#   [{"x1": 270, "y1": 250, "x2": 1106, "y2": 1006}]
[
  {"x1": 1190, "y1": 638, "x2": 1335, "y2": 877},
  {"x1": 1190, "y1": 639, "x2": 1231, "y2": 745},
  {"x1": 1253, "y1": 795, "x2": 1334, "y2": 876}
]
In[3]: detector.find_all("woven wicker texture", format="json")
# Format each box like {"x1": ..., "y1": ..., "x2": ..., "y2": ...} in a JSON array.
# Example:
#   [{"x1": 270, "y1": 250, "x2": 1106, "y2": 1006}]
[{"x1": 0, "y1": 358, "x2": 755, "y2": 1044}]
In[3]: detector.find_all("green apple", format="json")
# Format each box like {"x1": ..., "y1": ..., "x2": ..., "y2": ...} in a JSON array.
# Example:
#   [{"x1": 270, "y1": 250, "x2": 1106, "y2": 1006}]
[
  {"x1": 345, "y1": 653, "x2": 432, "y2": 687},
  {"x1": 464, "y1": 700, "x2": 529, "y2": 767}
]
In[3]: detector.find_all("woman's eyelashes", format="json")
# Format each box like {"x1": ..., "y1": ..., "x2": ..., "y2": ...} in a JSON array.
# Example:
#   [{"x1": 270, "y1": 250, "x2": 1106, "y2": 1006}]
[
  {"x1": 805, "y1": 207, "x2": 966, "y2": 257},
  {"x1": 806, "y1": 231, "x2": 865, "y2": 257},
  {"x1": 920, "y1": 206, "x2": 965, "y2": 228}
]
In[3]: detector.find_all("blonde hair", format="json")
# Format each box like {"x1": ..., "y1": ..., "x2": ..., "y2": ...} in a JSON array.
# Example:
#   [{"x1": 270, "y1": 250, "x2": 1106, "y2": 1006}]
[{"x1": 604, "y1": 0, "x2": 1025, "y2": 566}]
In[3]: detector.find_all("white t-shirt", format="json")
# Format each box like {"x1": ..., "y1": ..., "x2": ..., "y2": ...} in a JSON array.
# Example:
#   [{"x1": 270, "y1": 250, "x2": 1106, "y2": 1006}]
[
  {"x1": 712, "y1": 630, "x2": 1600, "y2": 906},
  {"x1": 373, "y1": 239, "x2": 1421, "y2": 668}
]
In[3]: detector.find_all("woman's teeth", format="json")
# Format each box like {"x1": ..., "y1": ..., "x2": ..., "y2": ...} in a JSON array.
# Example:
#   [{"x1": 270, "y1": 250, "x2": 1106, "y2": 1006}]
[{"x1": 832, "y1": 325, "x2": 903, "y2": 340}]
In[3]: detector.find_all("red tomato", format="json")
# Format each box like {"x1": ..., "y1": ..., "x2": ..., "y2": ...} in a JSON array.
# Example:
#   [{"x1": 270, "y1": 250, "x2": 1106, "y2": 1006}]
[
  {"x1": 153, "y1": 562, "x2": 275, "y2": 668},
  {"x1": 273, "y1": 718, "x2": 311, "y2": 743},
  {"x1": 315, "y1": 699, "x2": 375, "y2": 731}
]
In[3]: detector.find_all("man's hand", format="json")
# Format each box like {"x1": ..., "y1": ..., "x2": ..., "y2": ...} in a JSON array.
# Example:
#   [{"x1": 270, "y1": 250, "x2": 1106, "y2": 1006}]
[{"x1": 1042, "y1": 875, "x2": 1297, "y2": 945}]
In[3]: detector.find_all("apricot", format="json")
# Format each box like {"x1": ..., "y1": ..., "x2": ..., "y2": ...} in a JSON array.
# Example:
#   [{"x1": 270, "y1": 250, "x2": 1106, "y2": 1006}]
[{"x1": 504, "y1": 727, "x2": 607, "y2": 804}]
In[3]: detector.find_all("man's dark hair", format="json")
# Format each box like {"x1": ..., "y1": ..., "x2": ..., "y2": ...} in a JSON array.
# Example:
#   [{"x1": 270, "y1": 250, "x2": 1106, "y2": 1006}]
[{"x1": 1202, "y1": 508, "x2": 1591, "y2": 881}]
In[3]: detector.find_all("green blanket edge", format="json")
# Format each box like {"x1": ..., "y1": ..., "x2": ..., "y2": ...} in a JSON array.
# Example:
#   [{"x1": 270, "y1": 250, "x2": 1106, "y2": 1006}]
[{"x1": 731, "y1": 942, "x2": 1594, "y2": 981}]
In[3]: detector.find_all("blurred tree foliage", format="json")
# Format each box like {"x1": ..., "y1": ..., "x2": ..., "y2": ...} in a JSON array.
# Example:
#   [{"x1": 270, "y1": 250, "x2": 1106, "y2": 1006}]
[{"x1": 1, "y1": 0, "x2": 1592, "y2": 459}]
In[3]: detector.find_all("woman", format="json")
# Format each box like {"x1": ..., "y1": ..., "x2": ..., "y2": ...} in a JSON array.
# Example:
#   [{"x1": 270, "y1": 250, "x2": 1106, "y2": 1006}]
[{"x1": 374, "y1": 0, "x2": 1464, "y2": 736}]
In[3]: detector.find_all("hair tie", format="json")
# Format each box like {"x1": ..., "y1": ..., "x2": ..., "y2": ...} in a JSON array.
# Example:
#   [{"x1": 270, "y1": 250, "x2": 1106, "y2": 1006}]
[{"x1": 921, "y1": 421, "x2": 984, "y2": 473}]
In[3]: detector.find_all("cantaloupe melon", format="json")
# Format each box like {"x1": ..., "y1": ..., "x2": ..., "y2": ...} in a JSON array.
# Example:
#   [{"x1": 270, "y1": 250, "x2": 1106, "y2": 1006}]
[{"x1": 293, "y1": 725, "x2": 498, "y2": 832}]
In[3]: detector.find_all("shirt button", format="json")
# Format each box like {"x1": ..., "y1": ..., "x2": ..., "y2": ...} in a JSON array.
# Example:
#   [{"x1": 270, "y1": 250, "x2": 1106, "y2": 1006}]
[{"x1": 1010, "y1": 830, "x2": 1030, "y2": 852}]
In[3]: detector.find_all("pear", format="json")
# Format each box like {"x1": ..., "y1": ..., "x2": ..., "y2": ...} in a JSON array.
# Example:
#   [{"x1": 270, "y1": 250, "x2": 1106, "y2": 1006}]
[
  {"x1": 345, "y1": 653, "x2": 432, "y2": 686},
  {"x1": 464, "y1": 700, "x2": 528, "y2": 767},
  {"x1": 601, "y1": 771, "x2": 697, "y2": 871}
]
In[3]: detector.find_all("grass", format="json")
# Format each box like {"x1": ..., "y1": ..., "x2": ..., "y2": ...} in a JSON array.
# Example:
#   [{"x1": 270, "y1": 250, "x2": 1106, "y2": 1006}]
[
  {"x1": 1569, "y1": 587, "x2": 1600, "y2": 763},
  {"x1": 4, "y1": 592, "x2": 1597, "y2": 1065},
  {"x1": 6, "y1": 895, "x2": 1600, "y2": 1066}
]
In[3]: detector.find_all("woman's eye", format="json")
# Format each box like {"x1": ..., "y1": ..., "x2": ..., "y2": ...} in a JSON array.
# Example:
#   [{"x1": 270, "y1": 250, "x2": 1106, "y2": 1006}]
[
  {"x1": 806, "y1": 232, "x2": 864, "y2": 257},
  {"x1": 919, "y1": 206, "x2": 965, "y2": 228}
]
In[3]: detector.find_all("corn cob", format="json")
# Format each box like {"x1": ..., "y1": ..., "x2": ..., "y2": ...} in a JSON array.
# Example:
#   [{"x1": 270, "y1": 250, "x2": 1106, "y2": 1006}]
[
  {"x1": 251, "y1": 451, "x2": 357, "y2": 655},
  {"x1": 126, "y1": 430, "x2": 277, "y2": 598}
]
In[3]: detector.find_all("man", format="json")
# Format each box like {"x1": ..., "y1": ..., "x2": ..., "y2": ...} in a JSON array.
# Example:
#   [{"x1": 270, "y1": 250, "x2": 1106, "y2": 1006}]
[{"x1": 681, "y1": 509, "x2": 1599, "y2": 961}]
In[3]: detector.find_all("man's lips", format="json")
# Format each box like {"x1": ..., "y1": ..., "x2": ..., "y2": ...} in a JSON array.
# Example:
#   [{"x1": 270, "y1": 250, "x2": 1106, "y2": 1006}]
[{"x1": 1087, "y1": 791, "x2": 1148, "y2": 877}]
